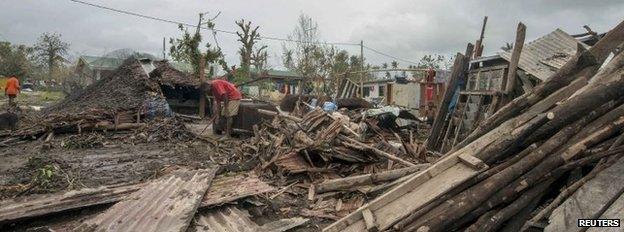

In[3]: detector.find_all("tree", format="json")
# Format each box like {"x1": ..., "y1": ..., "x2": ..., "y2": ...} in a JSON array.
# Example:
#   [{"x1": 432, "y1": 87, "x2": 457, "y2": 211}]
[
  {"x1": 391, "y1": 60, "x2": 399, "y2": 69},
  {"x1": 0, "y1": 42, "x2": 34, "y2": 79},
  {"x1": 169, "y1": 12, "x2": 222, "y2": 77},
  {"x1": 282, "y1": 13, "x2": 324, "y2": 94},
  {"x1": 33, "y1": 32, "x2": 69, "y2": 79},
  {"x1": 251, "y1": 46, "x2": 268, "y2": 71},
  {"x1": 417, "y1": 54, "x2": 446, "y2": 69},
  {"x1": 233, "y1": 19, "x2": 268, "y2": 83},
  {"x1": 235, "y1": 19, "x2": 265, "y2": 69}
]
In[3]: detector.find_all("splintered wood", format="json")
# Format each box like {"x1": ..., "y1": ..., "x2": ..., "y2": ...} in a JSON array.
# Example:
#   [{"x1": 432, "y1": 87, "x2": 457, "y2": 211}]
[
  {"x1": 325, "y1": 19, "x2": 624, "y2": 232},
  {"x1": 249, "y1": 108, "x2": 421, "y2": 176}
]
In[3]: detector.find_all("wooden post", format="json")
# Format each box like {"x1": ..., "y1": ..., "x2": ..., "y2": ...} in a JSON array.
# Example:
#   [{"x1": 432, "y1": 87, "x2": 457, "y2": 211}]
[
  {"x1": 474, "y1": 16, "x2": 488, "y2": 59},
  {"x1": 504, "y1": 23, "x2": 526, "y2": 98},
  {"x1": 425, "y1": 52, "x2": 467, "y2": 151},
  {"x1": 426, "y1": 43, "x2": 473, "y2": 152},
  {"x1": 360, "y1": 40, "x2": 364, "y2": 98},
  {"x1": 199, "y1": 55, "x2": 206, "y2": 118}
]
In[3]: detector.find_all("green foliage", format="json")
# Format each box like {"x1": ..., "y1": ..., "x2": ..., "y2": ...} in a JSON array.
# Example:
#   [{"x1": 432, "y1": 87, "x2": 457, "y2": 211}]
[
  {"x1": 231, "y1": 65, "x2": 251, "y2": 84},
  {"x1": 417, "y1": 54, "x2": 446, "y2": 69},
  {"x1": 169, "y1": 13, "x2": 223, "y2": 76},
  {"x1": 0, "y1": 41, "x2": 35, "y2": 78}
]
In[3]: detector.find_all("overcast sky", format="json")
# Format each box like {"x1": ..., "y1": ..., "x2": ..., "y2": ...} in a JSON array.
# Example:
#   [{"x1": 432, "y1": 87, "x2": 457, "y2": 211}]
[{"x1": 1, "y1": 0, "x2": 622, "y2": 69}]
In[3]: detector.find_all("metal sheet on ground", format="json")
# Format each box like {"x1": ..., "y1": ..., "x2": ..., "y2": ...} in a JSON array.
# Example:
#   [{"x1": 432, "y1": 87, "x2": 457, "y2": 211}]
[
  {"x1": 193, "y1": 206, "x2": 308, "y2": 232},
  {"x1": 0, "y1": 183, "x2": 142, "y2": 224},
  {"x1": 200, "y1": 172, "x2": 276, "y2": 208},
  {"x1": 74, "y1": 168, "x2": 217, "y2": 232}
]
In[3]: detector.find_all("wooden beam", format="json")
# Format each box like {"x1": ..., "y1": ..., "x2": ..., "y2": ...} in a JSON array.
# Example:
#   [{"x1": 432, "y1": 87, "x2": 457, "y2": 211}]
[
  {"x1": 315, "y1": 164, "x2": 430, "y2": 193},
  {"x1": 362, "y1": 209, "x2": 378, "y2": 232},
  {"x1": 426, "y1": 52, "x2": 468, "y2": 152},
  {"x1": 504, "y1": 22, "x2": 527, "y2": 98}
]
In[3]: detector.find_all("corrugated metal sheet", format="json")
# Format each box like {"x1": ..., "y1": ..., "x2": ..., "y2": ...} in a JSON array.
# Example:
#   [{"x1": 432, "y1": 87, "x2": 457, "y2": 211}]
[
  {"x1": 0, "y1": 183, "x2": 142, "y2": 224},
  {"x1": 274, "y1": 152, "x2": 312, "y2": 174},
  {"x1": 74, "y1": 168, "x2": 217, "y2": 232},
  {"x1": 499, "y1": 29, "x2": 585, "y2": 81},
  {"x1": 193, "y1": 206, "x2": 259, "y2": 232},
  {"x1": 193, "y1": 206, "x2": 309, "y2": 232},
  {"x1": 200, "y1": 172, "x2": 275, "y2": 208}
]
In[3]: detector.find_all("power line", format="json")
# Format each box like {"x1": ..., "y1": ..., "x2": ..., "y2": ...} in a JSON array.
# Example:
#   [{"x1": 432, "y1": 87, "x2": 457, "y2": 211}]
[
  {"x1": 363, "y1": 45, "x2": 419, "y2": 65},
  {"x1": 68, "y1": 0, "x2": 418, "y2": 64},
  {"x1": 68, "y1": 0, "x2": 357, "y2": 46}
]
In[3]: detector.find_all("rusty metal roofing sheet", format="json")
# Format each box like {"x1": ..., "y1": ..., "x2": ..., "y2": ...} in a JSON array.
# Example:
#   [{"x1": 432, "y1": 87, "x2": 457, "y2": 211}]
[
  {"x1": 0, "y1": 183, "x2": 142, "y2": 224},
  {"x1": 193, "y1": 206, "x2": 309, "y2": 232},
  {"x1": 274, "y1": 152, "x2": 312, "y2": 173},
  {"x1": 193, "y1": 206, "x2": 259, "y2": 232},
  {"x1": 74, "y1": 168, "x2": 217, "y2": 232},
  {"x1": 200, "y1": 172, "x2": 275, "y2": 208},
  {"x1": 499, "y1": 29, "x2": 586, "y2": 81}
]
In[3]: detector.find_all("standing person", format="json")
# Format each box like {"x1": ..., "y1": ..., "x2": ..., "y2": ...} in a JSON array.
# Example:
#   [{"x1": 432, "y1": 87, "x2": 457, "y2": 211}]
[
  {"x1": 4, "y1": 76, "x2": 20, "y2": 107},
  {"x1": 203, "y1": 79, "x2": 242, "y2": 137}
]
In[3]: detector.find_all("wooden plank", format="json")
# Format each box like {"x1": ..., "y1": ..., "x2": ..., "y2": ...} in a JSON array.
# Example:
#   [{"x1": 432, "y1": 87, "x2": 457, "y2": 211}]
[
  {"x1": 315, "y1": 164, "x2": 430, "y2": 193},
  {"x1": 362, "y1": 209, "x2": 378, "y2": 232},
  {"x1": 459, "y1": 91, "x2": 501, "y2": 96},
  {"x1": 587, "y1": 192, "x2": 624, "y2": 232},
  {"x1": 75, "y1": 168, "x2": 217, "y2": 232},
  {"x1": 545, "y1": 157, "x2": 624, "y2": 232},
  {"x1": 323, "y1": 159, "x2": 477, "y2": 232},
  {"x1": 426, "y1": 52, "x2": 468, "y2": 151},
  {"x1": 458, "y1": 153, "x2": 488, "y2": 170},
  {"x1": 518, "y1": 71, "x2": 534, "y2": 93},
  {"x1": 451, "y1": 96, "x2": 470, "y2": 147},
  {"x1": 324, "y1": 96, "x2": 525, "y2": 231}
]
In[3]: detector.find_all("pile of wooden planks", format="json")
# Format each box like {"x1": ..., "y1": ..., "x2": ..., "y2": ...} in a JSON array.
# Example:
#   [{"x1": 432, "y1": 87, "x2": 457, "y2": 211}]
[
  {"x1": 252, "y1": 108, "x2": 422, "y2": 175},
  {"x1": 325, "y1": 19, "x2": 624, "y2": 232}
]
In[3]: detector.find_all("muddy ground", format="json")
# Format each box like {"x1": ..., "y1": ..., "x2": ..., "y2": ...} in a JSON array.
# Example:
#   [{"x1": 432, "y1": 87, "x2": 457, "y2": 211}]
[
  {"x1": 0, "y1": 124, "x2": 332, "y2": 231},
  {"x1": 0, "y1": 135, "x2": 217, "y2": 199}
]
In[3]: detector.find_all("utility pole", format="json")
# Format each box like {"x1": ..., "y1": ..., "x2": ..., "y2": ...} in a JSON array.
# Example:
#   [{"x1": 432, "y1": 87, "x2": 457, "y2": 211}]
[
  {"x1": 360, "y1": 40, "x2": 364, "y2": 98},
  {"x1": 162, "y1": 37, "x2": 166, "y2": 60},
  {"x1": 199, "y1": 55, "x2": 206, "y2": 118}
]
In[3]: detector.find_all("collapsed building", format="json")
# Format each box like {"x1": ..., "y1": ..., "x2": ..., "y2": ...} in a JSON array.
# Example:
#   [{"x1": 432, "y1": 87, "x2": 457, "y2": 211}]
[{"x1": 427, "y1": 28, "x2": 604, "y2": 153}]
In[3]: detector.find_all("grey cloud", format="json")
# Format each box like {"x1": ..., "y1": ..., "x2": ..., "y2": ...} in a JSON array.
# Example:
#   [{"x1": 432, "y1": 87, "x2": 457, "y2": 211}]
[{"x1": 1, "y1": 0, "x2": 622, "y2": 68}]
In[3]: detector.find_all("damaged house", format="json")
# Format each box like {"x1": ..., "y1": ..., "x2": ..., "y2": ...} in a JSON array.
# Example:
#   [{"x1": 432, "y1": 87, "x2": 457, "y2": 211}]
[{"x1": 428, "y1": 28, "x2": 598, "y2": 153}]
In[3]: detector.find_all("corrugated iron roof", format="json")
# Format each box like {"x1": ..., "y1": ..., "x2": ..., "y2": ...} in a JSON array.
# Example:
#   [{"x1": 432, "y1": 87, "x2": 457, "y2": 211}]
[
  {"x1": 193, "y1": 206, "x2": 259, "y2": 232},
  {"x1": 74, "y1": 168, "x2": 217, "y2": 232},
  {"x1": 200, "y1": 172, "x2": 275, "y2": 208},
  {"x1": 0, "y1": 183, "x2": 142, "y2": 224},
  {"x1": 79, "y1": 56, "x2": 125, "y2": 70},
  {"x1": 499, "y1": 29, "x2": 586, "y2": 81},
  {"x1": 193, "y1": 206, "x2": 309, "y2": 232}
]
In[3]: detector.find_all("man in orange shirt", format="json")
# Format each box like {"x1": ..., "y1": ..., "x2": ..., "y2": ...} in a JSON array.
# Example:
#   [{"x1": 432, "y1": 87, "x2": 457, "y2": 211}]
[{"x1": 4, "y1": 76, "x2": 20, "y2": 107}]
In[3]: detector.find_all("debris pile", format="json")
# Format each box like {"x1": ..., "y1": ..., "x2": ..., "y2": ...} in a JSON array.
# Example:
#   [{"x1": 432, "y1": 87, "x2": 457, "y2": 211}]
[
  {"x1": 243, "y1": 107, "x2": 427, "y2": 173},
  {"x1": 0, "y1": 59, "x2": 194, "y2": 147},
  {"x1": 326, "y1": 20, "x2": 624, "y2": 232}
]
